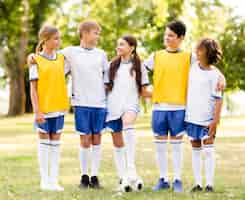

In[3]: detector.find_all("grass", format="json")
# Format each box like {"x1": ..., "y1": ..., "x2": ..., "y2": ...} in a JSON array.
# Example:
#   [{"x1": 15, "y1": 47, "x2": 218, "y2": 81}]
[{"x1": 0, "y1": 114, "x2": 245, "y2": 200}]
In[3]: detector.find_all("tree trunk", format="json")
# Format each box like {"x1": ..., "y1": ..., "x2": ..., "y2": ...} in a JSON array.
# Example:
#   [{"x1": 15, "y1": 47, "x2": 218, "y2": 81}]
[
  {"x1": 8, "y1": 71, "x2": 26, "y2": 116},
  {"x1": 7, "y1": 0, "x2": 29, "y2": 116}
]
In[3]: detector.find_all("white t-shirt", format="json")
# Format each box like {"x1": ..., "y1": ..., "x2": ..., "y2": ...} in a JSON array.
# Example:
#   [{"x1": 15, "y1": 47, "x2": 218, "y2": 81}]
[
  {"x1": 143, "y1": 51, "x2": 196, "y2": 111},
  {"x1": 61, "y1": 46, "x2": 109, "y2": 108},
  {"x1": 106, "y1": 61, "x2": 149, "y2": 121},
  {"x1": 185, "y1": 62, "x2": 222, "y2": 126},
  {"x1": 29, "y1": 52, "x2": 69, "y2": 118}
]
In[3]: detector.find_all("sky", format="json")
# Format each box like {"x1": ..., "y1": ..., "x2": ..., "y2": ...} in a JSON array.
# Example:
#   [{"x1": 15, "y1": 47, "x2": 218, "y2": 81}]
[{"x1": 221, "y1": 0, "x2": 244, "y2": 17}]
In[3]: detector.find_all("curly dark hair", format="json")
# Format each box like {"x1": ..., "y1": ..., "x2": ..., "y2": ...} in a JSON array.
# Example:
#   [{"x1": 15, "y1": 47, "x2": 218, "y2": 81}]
[
  {"x1": 197, "y1": 38, "x2": 222, "y2": 65},
  {"x1": 108, "y1": 35, "x2": 142, "y2": 94}
]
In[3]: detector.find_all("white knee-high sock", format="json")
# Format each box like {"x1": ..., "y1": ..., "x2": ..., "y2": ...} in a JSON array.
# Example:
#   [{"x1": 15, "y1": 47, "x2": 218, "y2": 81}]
[
  {"x1": 79, "y1": 146, "x2": 90, "y2": 175},
  {"x1": 203, "y1": 144, "x2": 215, "y2": 186},
  {"x1": 38, "y1": 139, "x2": 50, "y2": 185},
  {"x1": 49, "y1": 140, "x2": 61, "y2": 185},
  {"x1": 155, "y1": 140, "x2": 168, "y2": 181},
  {"x1": 123, "y1": 126, "x2": 137, "y2": 178},
  {"x1": 192, "y1": 147, "x2": 202, "y2": 186},
  {"x1": 91, "y1": 144, "x2": 102, "y2": 177},
  {"x1": 113, "y1": 146, "x2": 127, "y2": 179},
  {"x1": 171, "y1": 140, "x2": 183, "y2": 181}
]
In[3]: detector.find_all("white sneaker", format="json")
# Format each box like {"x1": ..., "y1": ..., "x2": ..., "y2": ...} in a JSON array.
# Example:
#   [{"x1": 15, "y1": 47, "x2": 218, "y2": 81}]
[
  {"x1": 128, "y1": 176, "x2": 144, "y2": 191},
  {"x1": 40, "y1": 182, "x2": 51, "y2": 191},
  {"x1": 117, "y1": 178, "x2": 132, "y2": 193},
  {"x1": 49, "y1": 183, "x2": 64, "y2": 191}
]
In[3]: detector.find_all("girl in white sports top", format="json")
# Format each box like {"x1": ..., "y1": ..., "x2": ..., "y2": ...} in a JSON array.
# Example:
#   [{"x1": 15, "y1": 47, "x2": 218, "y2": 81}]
[{"x1": 105, "y1": 35, "x2": 151, "y2": 191}]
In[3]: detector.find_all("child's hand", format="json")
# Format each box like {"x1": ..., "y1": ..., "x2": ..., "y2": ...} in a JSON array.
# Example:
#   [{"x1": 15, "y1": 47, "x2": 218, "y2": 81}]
[
  {"x1": 208, "y1": 121, "x2": 217, "y2": 137},
  {"x1": 27, "y1": 53, "x2": 37, "y2": 66},
  {"x1": 35, "y1": 112, "x2": 46, "y2": 124}
]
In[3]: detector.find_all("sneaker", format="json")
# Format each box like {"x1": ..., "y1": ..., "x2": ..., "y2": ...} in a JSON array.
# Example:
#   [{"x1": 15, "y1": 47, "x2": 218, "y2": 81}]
[
  {"x1": 152, "y1": 178, "x2": 170, "y2": 191},
  {"x1": 79, "y1": 174, "x2": 90, "y2": 189},
  {"x1": 49, "y1": 183, "x2": 64, "y2": 191},
  {"x1": 118, "y1": 178, "x2": 132, "y2": 192},
  {"x1": 190, "y1": 185, "x2": 203, "y2": 192},
  {"x1": 128, "y1": 176, "x2": 144, "y2": 191},
  {"x1": 205, "y1": 185, "x2": 214, "y2": 192},
  {"x1": 172, "y1": 179, "x2": 183, "y2": 193},
  {"x1": 90, "y1": 176, "x2": 102, "y2": 189},
  {"x1": 40, "y1": 183, "x2": 50, "y2": 191}
]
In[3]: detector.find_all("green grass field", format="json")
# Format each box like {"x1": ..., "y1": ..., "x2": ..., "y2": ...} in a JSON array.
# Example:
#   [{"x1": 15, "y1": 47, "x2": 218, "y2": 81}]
[{"x1": 0, "y1": 114, "x2": 245, "y2": 200}]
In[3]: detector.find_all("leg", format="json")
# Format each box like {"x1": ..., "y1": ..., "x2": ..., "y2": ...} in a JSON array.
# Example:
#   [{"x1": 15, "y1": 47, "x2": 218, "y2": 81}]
[
  {"x1": 79, "y1": 134, "x2": 92, "y2": 175},
  {"x1": 152, "y1": 110, "x2": 170, "y2": 191},
  {"x1": 191, "y1": 140, "x2": 203, "y2": 191},
  {"x1": 170, "y1": 134, "x2": 183, "y2": 182},
  {"x1": 36, "y1": 120, "x2": 50, "y2": 190},
  {"x1": 169, "y1": 110, "x2": 186, "y2": 192},
  {"x1": 203, "y1": 136, "x2": 215, "y2": 191},
  {"x1": 91, "y1": 134, "x2": 102, "y2": 178},
  {"x1": 122, "y1": 111, "x2": 137, "y2": 178},
  {"x1": 89, "y1": 108, "x2": 106, "y2": 188},
  {"x1": 74, "y1": 106, "x2": 92, "y2": 189},
  {"x1": 49, "y1": 133, "x2": 63, "y2": 191},
  {"x1": 111, "y1": 132, "x2": 127, "y2": 180}
]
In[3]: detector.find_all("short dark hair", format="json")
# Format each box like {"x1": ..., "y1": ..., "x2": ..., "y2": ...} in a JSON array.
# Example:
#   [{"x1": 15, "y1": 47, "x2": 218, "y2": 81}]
[
  {"x1": 166, "y1": 20, "x2": 186, "y2": 37},
  {"x1": 197, "y1": 38, "x2": 222, "y2": 65}
]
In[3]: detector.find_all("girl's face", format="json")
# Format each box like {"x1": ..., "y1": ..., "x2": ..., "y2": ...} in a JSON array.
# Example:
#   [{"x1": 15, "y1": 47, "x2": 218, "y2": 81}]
[
  {"x1": 83, "y1": 28, "x2": 100, "y2": 46},
  {"x1": 116, "y1": 38, "x2": 134, "y2": 57},
  {"x1": 196, "y1": 46, "x2": 208, "y2": 64},
  {"x1": 164, "y1": 27, "x2": 183, "y2": 49},
  {"x1": 45, "y1": 31, "x2": 60, "y2": 50}
]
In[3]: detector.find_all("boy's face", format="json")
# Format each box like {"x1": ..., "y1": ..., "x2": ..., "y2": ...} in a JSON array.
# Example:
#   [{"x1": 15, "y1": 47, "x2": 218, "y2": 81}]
[
  {"x1": 164, "y1": 27, "x2": 184, "y2": 49},
  {"x1": 82, "y1": 28, "x2": 100, "y2": 46},
  {"x1": 45, "y1": 32, "x2": 60, "y2": 50}
]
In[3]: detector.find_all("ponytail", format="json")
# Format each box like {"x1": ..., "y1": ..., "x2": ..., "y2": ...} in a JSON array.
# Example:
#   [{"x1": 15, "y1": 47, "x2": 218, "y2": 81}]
[
  {"x1": 131, "y1": 50, "x2": 142, "y2": 94},
  {"x1": 36, "y1": 40, "x2": 45, "y2": 54}
]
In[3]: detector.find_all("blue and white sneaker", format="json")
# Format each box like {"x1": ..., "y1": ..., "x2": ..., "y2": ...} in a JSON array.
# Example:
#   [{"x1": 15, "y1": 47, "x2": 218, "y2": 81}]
[
  {"x1": 152, "y1": 178, "x2": 170, "y2": 191},
  {"x1": 172, "y1": 179, "x2": 183, "y2": 193}
]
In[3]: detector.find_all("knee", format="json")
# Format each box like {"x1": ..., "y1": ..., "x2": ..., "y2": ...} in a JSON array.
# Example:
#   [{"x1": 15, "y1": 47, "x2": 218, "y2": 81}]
[
  {"x1": 112, "y1": 133, "x2": 124, "y2": 148},
  {"x1": 191, "y1": 140, "x2": 202, "y2": 148},
  {"x1": 92, "y1": 134, "x2": 101, "y2": 145},
  {"x1": 80, "y1": 135, "x2": 92, "y2": 148}
]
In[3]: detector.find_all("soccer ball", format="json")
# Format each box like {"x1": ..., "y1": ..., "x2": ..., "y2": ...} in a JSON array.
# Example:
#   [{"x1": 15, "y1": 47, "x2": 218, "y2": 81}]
[
  {"x1": 119, "y1": 177, "x2": 132, "y2": 193},
  {"x1": 129, "y1": 177, "x2": 144, "y2": 192}
]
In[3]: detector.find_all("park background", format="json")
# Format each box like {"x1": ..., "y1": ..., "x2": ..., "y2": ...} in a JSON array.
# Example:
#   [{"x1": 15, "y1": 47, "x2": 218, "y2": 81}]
[{"x1": 0, "y1": 0, "x2": 244, "y2": 199}]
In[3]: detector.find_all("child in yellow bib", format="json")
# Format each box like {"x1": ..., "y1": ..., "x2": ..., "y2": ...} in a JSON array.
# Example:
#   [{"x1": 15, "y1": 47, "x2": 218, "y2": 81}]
[
  {"x1": 29, "y1": 25, "x2": 69, "y2": 191},
  {"x1": 144, "y1": 20, "x2": 190, "y2": 193},
  {"x1": 35, "y1": 53, "x2": 69, "y2": 113},
  {"x1": 153, "y1": 50, "x2": 190, "y2": 105}
]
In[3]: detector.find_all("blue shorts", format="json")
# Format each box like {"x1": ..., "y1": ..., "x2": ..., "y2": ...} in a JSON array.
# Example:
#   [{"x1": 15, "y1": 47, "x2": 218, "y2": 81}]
[
  {"x1": 106, "y1": 118, "x2": 123, "y2": 133},
  {"x1": 36, "y1": 115, "x2": 64, "y2": 134},
  {"x1": 186, "y1": 122, "x2": 209, "y2": 141},
  {"x1": 74, "y1": 106, "x2": 107, "y2": 135},
  {"x1": 152, "y1": 110, "x2": 185, "y2": 137}
]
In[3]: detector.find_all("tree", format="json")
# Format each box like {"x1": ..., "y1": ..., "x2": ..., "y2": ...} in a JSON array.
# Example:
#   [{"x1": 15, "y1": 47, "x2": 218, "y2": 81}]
[
  {"x1": 218, "y1": 16, "x2": 245, "y2": 91},
  {"x1": 0, "y1": 0, "x2": 61, "y2": 116},
  {"x1": 0, "y1": 0, "x2": 28, "y2": 116}
]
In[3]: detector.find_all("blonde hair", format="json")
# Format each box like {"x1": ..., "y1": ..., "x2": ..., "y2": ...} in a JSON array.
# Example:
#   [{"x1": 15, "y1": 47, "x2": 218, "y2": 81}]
[
  {"x1": 78, "y1": 20, "x2": 101, "y2": 39},
  {"x1": 36, "y1": 25, "x2": 59, "y2": 53}
]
